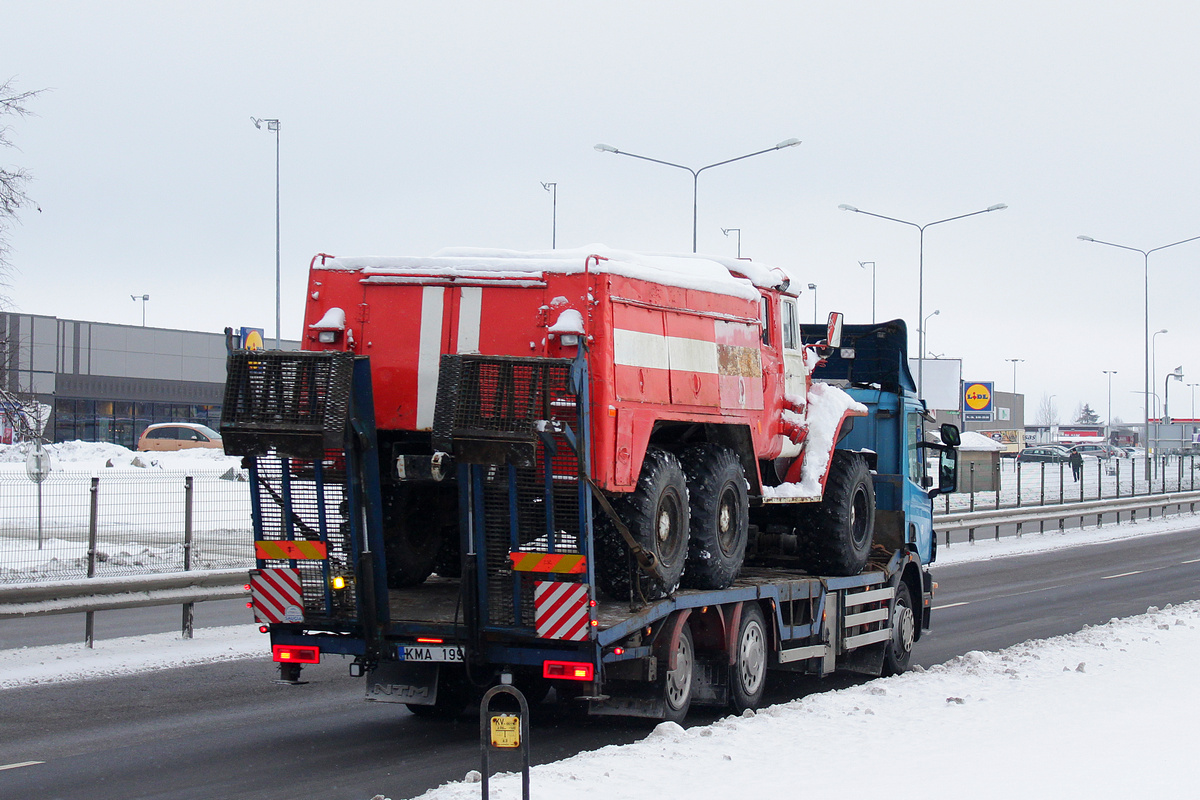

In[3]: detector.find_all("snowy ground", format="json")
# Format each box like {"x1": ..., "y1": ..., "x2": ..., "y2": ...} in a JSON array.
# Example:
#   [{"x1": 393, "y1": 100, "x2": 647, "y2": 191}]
[
  {"x1": 0, "y1": 440, "x2": 251, "y2": 581},
  {"x1": 2, "y1": 512, "x2": 1198, "y2": 800}
]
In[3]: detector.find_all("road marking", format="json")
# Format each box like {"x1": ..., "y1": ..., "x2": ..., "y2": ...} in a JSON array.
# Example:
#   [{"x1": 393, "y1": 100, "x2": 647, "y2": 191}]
[
  {"x1": 1101, "y1": 570, "x2": 1144, "y2": 580},
  {"x1": 934, "y1": 601, "x2": 970, "y2": 610},
  {"x1": 0, "y1": 761, "x2": 43, "y2": 772},
  {"x1": 1181, "y1": 558, "x2": 1200, "y2": 565}
]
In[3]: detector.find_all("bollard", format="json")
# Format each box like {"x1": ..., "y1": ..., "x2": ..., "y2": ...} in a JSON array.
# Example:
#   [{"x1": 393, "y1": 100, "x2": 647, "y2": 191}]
[
  {"x1": 183, "y1": 476, "x2": 195, "y2": 639},
  {"x1": 86, "y1": 476, "x2": 99, "y2": 648},
  {"x1": 969, "y1": 463, "x2": 976, "y2": 513},
  {"x1": 480, "y1": 683, "x2": 531, "y2": 800}
]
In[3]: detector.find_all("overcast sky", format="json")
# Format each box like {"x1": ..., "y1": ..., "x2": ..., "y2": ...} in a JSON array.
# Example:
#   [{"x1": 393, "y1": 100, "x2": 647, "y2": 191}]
[{"x1": 6, "y1": 1, "x2": 1200, "y2": 426}]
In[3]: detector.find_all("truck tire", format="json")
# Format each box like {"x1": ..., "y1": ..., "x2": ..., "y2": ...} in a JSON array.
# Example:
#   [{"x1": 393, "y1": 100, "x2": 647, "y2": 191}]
[
  {"x1": 383, "y1": 486, "x2": 445, "y2": 588},
  {"x1": 882, "y1": 581, "x2": 915, "y2": 675},
  {"x1": 795, "y1": 450, "x2": 874, "y2": 576},
  {"x1": 680, "y1": 444, "x2": 749, "y2": 590},
  {"x1": 595, "y1": 447, "x2": 690, "y2": 600},
  {"x1": 660, "y1": 621, "x2": 695, "y2": 723},
  {"x1": 730, "y1": 603, "x2": 768, "y2": 713}
]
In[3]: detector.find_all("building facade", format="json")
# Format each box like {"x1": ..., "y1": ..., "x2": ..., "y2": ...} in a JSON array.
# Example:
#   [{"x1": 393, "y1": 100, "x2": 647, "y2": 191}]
[{"x1": 2, "y1": 312, "x2": 296, "y2": 448}]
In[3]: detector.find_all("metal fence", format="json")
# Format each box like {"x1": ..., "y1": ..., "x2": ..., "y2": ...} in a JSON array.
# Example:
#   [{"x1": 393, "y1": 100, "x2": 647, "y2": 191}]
[
  {"x1": 0, "y1": 467, "x2": 253, "y2": 583},
  {"x1": 943, "y1": 455, "x2": 1199, "y2": 513}
]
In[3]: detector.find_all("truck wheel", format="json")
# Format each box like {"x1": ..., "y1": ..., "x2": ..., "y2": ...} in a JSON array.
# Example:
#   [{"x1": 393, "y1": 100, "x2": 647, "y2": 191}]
[
  {"x1": 882, "y1": 581, "x2": 915, "y2": 675},
  {"x1": 680, "y1": 444, "x2": 749, "y2": 590},
  {"x1": 660, "y1": 622, "x2": 695, "y2": 722},
  {"x1": 596, "y1": 447, "x2": 690, "y2": 600},
  {"x1": 730, "y1": 603, "x2": 768, "y2": 713},
  {"x1": 383, "y1": 486, "x2": 446, "y2": 587},
  {"x1": 795, "y1": 451, "x2": 874, "y2": 576}
]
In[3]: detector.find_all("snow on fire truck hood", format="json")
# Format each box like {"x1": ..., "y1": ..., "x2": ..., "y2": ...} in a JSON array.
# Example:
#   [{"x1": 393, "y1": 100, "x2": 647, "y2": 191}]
[{"x1": 321, "y1": 246, "x2": 793, "y2": 303}]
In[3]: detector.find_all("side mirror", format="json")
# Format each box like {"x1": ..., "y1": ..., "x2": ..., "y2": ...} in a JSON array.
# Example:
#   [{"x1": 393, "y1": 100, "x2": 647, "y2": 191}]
[
  {"x1": 940, "y1": 423, "x2": 961, "y2": 447},
  {"x1": 937, "y1": 448, "x2": 958, "y2": 495},
  {"x1": 826, "y1": 311, "x2": 844, "y2": 349}
]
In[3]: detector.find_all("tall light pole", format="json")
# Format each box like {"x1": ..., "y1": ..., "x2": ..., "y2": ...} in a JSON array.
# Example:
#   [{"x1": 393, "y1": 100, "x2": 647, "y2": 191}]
[
  {"x1": 1103, "y1": 370, "x2": 1117, "y2": 443},
  {"x1": 1189, "y1": 382, "x2": 1199, "y2": 419},
  {"x1": 1079, "y1": 233, "x2": 1200, "y2": 475},
  {"x1": 808, "y1": 283, "x2": 818, "y2": 323},
  {"x1": 721, "y1": 227, "x2": 742, "y2": 258},
  {"x1": 1006, "y1": 358, "x2": 1024, "y2": 393},
  {"x1": 252, "y1": 116, "x2": 281, "y2": 349},
  {"x1": 595, "y1": 138, "x2": 801, "y2": 253},
  {"x1": 923, "y1": 310, "x2": 939, "y2": 355},
  {"x1": 1165, "y1": 367, "x2": 1184, "y2": 451},
  {"x1": 541, "y1": 182, "x2": 557, "y2": 249},
  {"x1": 1152, "y1": 329, "x2": 1168, "y2": 415},
  {"x1": 130, "y1": 294, "x2": 149, "y2": 327},
  {"x1": 840, "y1": 202, "x2": 1007, "y2": 398},
  {"x1": 858, "y1": 261, "x2": 876, "y2": 323}
]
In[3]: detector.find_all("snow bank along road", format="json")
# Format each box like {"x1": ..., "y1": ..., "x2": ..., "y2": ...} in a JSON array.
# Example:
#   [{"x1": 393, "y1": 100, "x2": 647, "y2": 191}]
[{"x1": 1, "y1": 516, "x2": 1198, "y2": 799}]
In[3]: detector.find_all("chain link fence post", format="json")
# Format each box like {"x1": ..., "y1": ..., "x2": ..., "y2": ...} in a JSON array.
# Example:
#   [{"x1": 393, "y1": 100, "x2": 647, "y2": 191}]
[{"x1": 182, "y1": 475, "x2": 195, "y2": 639}]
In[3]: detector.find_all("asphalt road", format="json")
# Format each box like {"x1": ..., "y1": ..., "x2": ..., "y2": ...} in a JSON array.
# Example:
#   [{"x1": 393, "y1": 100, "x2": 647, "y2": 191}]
[{"x1": 1, "y1": 525, "x2": 1198, "y2": 800}]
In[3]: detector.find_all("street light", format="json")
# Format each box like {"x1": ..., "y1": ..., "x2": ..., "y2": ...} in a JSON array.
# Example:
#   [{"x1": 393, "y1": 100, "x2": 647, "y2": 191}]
[
  {"x1": 840, "y1": 202, "x2": 1008, "y2": 398},
  {"x1": 858, "y1": 261, "x2": 876, "y2": 323},
  {"x1": 595, "y1": 138, "x2": 802, "y2": 252},
  {"x1": 1005, "y1": 358, "x2": 1025, "y2": 394},
  {"x1": 130, "y1": 294, "x2": 149, "y2": 327},
  {"x1": 808, "y1": 283, "x2": 818, "y2": 323},
  {"x1": 1165, "y1": 367, "x2": 1184, "y2": 452},
  {"x1": 541, "y1": 182, "x2": 557, "y2": 249},
  {"x1": 721, "y1": 227, "x2": 742, "y2": 258},
  {"x1": 923, "y1": 310, "x2": 940, "y2": 353},
  {"x1": 1103, "y1": 370, "x2": 1117, "y2": 443},
  {"x1": 1079, "y1": 233, "x2": 1200, "y2": 476},
  {"x1": 1152, "y1": 329, "x2": 1168, "y2": 411},
  {"x1": 251, "y1": 116, "x2": 281, "y2": 349}
]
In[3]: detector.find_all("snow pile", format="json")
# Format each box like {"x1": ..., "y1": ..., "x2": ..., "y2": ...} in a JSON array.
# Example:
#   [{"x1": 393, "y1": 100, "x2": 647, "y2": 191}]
[
  {"x1": 414, "y1": 601, "x2": 1200, "y2": 799},
  {"x1": 762, "y1": 383, "x2": 867, "y2": 499},
  {"x1": 0, "y1": 537, "x2": 191, "y2": 581},
  {"x1": 0, "y1": 440, "x2": 239, "y2": 471}
]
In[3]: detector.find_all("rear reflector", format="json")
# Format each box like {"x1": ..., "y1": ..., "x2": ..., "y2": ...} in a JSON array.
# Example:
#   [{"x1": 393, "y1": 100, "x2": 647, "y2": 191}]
[
  {"x1": 543, "y1": 660, "x2": 594, "y2": 681},
  {"x1": 272, "y1": 644, "x2": 320, "y2": 664}
]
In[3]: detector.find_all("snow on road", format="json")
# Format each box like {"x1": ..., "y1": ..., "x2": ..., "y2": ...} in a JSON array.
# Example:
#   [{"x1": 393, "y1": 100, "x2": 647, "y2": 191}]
[
  {"x1": 418, "y1": 600, "x2": 1199, "y2": 800},
  {"x1": 1, "y1": 511, "x2": 1196, "y2": 799}
]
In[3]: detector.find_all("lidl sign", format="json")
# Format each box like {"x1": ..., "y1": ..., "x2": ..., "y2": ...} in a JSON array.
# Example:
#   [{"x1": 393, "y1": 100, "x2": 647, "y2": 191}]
[
  {"x1": 964, "y1": 382, "x2": 993, "y2": 412},
  {"x1": 240, "y1": 327, "x2": 265, "y2": 350}
]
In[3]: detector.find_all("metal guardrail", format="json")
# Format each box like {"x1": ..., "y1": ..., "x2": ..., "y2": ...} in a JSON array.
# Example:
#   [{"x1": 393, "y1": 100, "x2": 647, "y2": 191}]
[
  {"x1": 934, "y1": 490, "x2": 1200, "y2": 545},
  {"x1": 0, "y1": 568, "x2": 248, "y2": 619}
]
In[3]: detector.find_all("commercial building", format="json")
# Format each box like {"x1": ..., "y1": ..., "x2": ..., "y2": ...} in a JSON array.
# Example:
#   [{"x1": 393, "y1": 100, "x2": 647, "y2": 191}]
[{"x1": 1, "y1": 312, "x2": 296, "y2": 448}]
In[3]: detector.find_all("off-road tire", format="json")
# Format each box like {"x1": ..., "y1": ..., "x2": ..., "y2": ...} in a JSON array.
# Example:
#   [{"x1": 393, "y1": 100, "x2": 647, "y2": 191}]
[
  {"x1": 795, "y1": 450, "x2": 875, "y2": 576},
  {"x1": 882, "y1": 580, "x2": 916, "y2": 676},
  {"x1": 730, "y1": 603, "x2": 768, "y2": 713},
  {"x1": 595, "y1": 447, "x2": 690, "y2": 600},
  {"x1": 680, "y1": 444, "x2": 749, "y2": 590}
]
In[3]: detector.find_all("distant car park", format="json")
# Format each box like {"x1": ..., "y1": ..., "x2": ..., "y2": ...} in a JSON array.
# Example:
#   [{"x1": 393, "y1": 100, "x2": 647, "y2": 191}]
[{"x1": 1017, "y1": 445, "x2": 1072, "y2": 463}]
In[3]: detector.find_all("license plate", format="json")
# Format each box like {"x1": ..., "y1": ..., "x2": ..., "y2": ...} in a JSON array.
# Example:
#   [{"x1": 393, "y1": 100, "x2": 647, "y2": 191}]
[{"x1": 399, "y1": 645, "x2": 464, "y2": 662}]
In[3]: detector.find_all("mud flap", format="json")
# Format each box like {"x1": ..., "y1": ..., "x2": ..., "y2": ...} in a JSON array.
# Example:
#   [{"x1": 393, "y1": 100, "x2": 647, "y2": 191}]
[
  {"x1": 838, "y1": 641, "x2": 887, "y2": 677},
  {"x1": 365, "y1": 660, "x2": 439, "y2": 705}
]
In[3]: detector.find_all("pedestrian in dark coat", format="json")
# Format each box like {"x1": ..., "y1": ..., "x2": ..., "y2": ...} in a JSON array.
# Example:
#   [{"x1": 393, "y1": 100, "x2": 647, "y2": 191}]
[{"x1": 1069, "y1": 450, "x2": 1083, "y2": 481}]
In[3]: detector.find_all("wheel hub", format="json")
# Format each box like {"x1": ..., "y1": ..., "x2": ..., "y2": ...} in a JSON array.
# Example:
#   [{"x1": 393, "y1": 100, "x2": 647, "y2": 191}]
[
  {"x1": 738, "y1": 620, "x2": 766, "y2": 694},
  {"x1": 665, "y1": 634, "x2": 693, "y2": 708},
  {"x1": 894, "y1": 602, "x2": 915, "y2": 652}
]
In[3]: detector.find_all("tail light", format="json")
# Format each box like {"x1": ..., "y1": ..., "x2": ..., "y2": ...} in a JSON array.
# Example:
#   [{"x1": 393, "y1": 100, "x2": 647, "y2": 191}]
[
  {"x1": 272, "y1": 644, "x2": 320, "y2": 664},
  {"x1": 543, "y1": 660, "x2": 594, "y2": 681}
]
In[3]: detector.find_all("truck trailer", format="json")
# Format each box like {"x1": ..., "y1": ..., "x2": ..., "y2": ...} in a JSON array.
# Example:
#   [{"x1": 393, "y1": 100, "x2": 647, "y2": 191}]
[{"x1": 221, "y1": 247, "x2": 958, "y2": 720}]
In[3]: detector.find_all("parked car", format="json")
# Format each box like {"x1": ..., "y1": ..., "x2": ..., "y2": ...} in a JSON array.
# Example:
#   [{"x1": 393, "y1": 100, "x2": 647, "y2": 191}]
[
  {"x1": 1068, "y1": 443, "x2": 1124, "y2": 460},
  {"x1": 137, "y1": 422, "x2": 223, "y2": 452},
  {"x1": 1017, "y1": 445, "x2": 1072, "y2": 463}
]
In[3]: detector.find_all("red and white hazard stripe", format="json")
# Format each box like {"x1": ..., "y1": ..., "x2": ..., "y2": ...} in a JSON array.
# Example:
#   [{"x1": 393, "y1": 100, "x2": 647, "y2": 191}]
[
  {"x1": 250, "y1": 568, "x2": 305, "y2": 624},
  {"x1": 534, "y1": 581, "x2": 591, "y2": 641}
]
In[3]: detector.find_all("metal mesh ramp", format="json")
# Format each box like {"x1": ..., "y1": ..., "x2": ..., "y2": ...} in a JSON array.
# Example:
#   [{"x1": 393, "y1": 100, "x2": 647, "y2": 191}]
[{"x1": 221, "y1": 350, "x2": 355, "y2": 459}]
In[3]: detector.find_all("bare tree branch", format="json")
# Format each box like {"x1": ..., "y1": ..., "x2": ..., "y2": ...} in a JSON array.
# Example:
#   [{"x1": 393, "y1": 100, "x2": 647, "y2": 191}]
[{"x1": 0, "y1": 78, "x2": 46, "y2": 308}]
